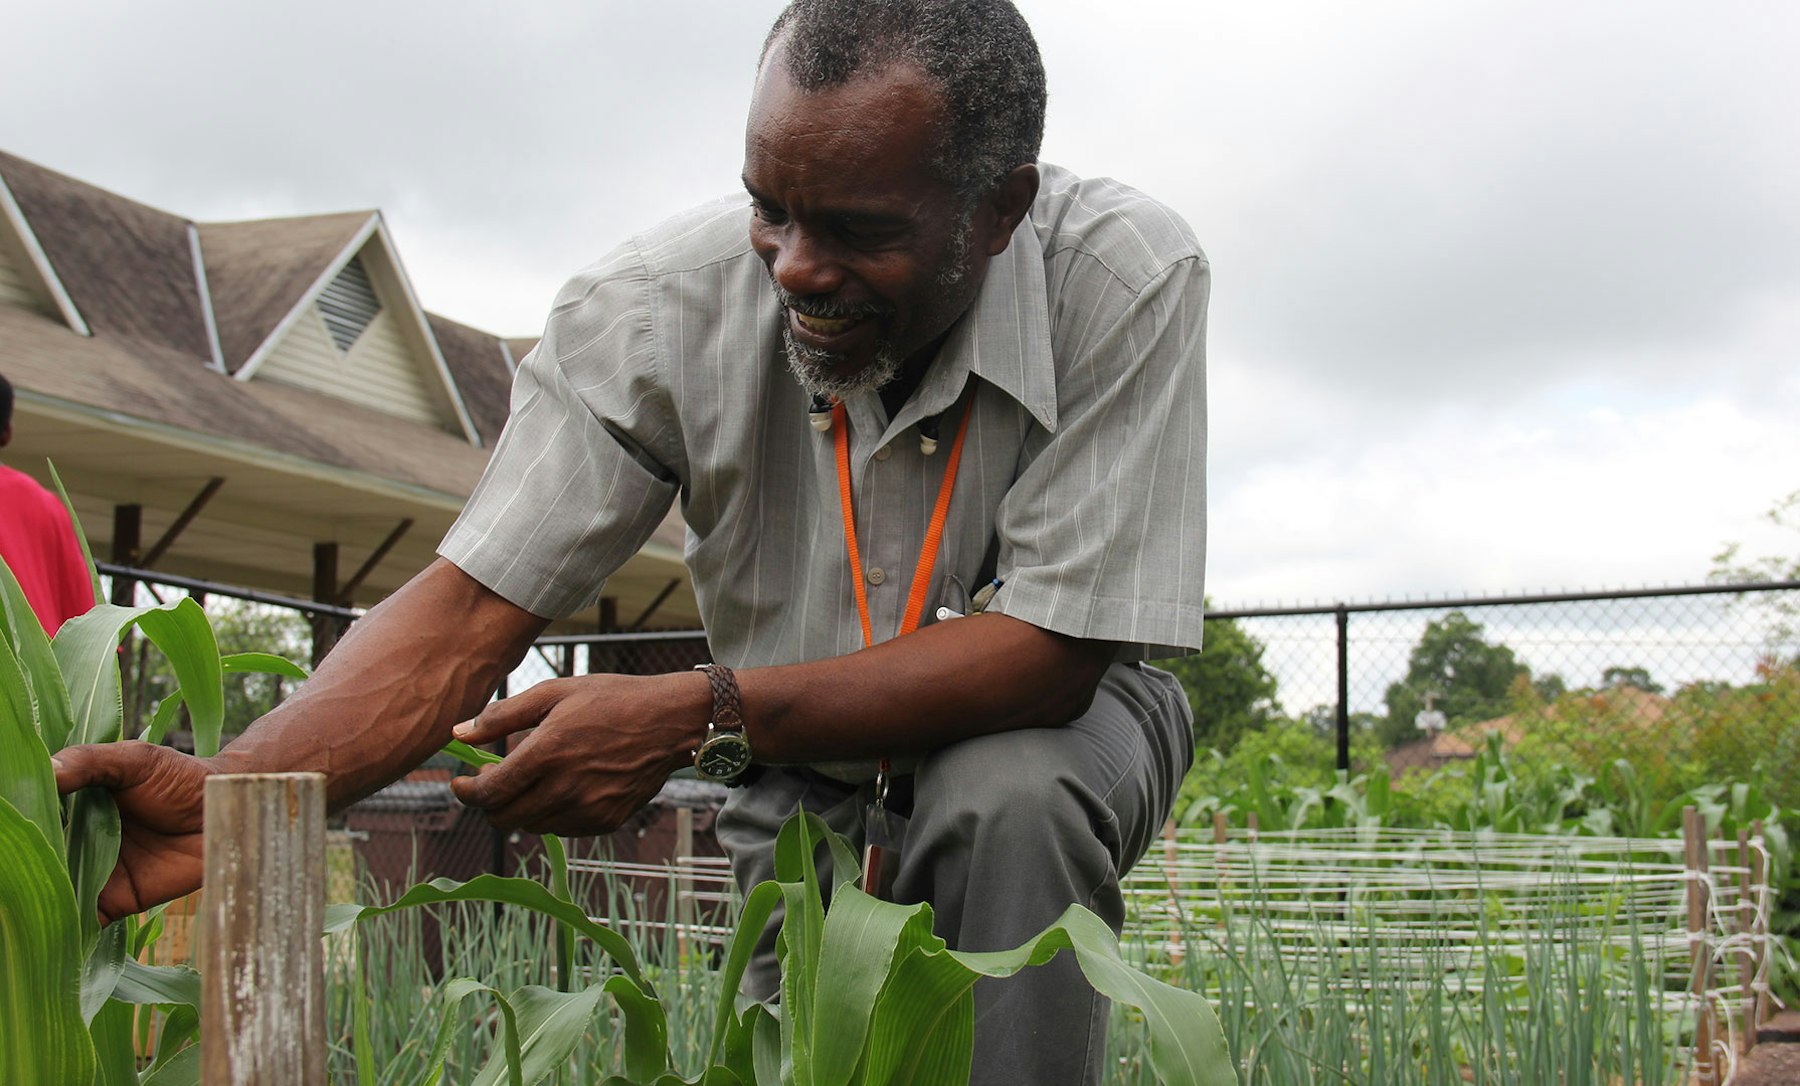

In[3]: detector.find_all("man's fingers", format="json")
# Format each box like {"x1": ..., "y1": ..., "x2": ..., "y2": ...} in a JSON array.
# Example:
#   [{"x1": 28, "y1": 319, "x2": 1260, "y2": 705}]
[
  {"x1": 451, "y1": 684, "x2": 560, "y2": 745},
  {"x1": 450, "y1": 755, "x2": 532, "y2": 813},
  {"x1": 52, "y1": 742, "x2": 146, "y2": 795}
]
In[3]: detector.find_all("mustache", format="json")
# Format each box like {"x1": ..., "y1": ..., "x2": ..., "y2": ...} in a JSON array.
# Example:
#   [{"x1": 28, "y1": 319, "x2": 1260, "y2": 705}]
[{"x1": 768, "y1": 282, "x2": 894, "y2": 322}]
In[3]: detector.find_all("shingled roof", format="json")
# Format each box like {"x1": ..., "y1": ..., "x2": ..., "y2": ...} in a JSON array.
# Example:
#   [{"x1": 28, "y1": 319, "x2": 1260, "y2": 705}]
[
  {"x1": 0, "y1": 150, "x2": 213, "y2": 367},
  {"x1": 0, "y1": 149, "x2": 696, "y2": 627},
  {"x1": 198, "y1": 211, "x2": 374, "y2": 374}
]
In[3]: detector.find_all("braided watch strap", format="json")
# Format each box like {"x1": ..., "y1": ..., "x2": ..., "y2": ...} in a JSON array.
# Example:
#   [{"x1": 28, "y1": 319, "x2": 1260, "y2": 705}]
[{"x1": 695, "y1": 663, "x2": 743, "y2": 729}]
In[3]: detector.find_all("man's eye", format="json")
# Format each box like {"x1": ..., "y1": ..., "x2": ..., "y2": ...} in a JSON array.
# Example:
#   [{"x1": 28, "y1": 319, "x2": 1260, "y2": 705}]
[
  {"x1": 836, "y1": 220, "x2": 899, "y2": 245},
  {"x1": 751, "y1": 201, "x2": 787, "y2": 225}
]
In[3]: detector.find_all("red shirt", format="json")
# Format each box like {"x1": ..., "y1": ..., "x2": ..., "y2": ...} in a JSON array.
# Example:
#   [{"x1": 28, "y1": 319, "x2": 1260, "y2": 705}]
[{"x1": 0, "y1": 463, "x2": 96, "y2": 635}]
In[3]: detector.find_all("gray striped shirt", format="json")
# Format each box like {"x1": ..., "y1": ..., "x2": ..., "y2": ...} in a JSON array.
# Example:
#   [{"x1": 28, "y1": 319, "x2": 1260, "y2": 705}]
[{"x1": 442, "y1": 162, "x2": 1209, "y2": 672}]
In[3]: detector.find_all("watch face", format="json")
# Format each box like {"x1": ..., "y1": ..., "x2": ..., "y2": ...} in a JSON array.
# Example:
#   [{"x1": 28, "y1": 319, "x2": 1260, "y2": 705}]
[{"x1": 695, "y1": 732, "x2": 753, "y2": 781}]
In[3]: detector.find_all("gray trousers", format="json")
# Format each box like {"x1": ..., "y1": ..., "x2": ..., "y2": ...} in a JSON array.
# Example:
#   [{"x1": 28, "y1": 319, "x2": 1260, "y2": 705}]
[{"x1": 715, "y1": 661, "x2": 1195, "y2": 1086}]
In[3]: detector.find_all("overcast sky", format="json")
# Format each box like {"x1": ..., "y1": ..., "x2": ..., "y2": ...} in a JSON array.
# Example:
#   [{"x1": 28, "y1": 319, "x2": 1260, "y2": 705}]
[{"x1": 8, "y1": 0, "x2": 1798, "y2": 609}]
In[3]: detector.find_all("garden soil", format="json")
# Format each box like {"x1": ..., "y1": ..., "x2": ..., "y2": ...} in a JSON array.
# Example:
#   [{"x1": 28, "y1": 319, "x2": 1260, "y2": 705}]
[{"x1": 1730, "y1": 1011, "x2": 1800, "y2": 1086}]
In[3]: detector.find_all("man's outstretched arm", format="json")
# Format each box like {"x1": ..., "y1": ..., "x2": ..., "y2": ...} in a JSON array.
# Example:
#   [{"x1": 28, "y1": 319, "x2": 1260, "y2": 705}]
[
  {"x1": 52, "y1": 558, "x2": 548, "y2": 922},
  {"x1": 447, "y1": 608, "x2": 1114, "y2": 834}
]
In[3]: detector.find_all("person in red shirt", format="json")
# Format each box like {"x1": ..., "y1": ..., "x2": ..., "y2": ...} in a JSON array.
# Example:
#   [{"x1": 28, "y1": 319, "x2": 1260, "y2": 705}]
[{"x1": 0, "y1": 374, "x2": 95, "y2": 635}]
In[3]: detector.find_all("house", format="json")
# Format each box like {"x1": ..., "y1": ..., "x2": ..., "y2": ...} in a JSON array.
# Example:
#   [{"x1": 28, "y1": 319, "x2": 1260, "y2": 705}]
[
  {"x1": 1387, "y1": 685, "x2": 1671, "y2": 772},
  {"x1": 0, "y1": 149, "x2": 695, "y2": 638}
]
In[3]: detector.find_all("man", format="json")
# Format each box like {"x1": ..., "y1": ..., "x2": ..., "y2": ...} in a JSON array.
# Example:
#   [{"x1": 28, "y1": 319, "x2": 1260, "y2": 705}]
[
  {"x1": 0, "y1": 373, "x2": 95, "y2": 634},
  {"x1": 53, "y1": 2, "x2": 1208, "y2": 1081}
]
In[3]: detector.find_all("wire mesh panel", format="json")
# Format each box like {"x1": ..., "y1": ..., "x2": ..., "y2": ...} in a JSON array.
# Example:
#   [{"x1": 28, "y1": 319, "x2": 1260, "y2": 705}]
[{"x1": 1123, "y1": 823, "x2": 1779, "y2": 1084}]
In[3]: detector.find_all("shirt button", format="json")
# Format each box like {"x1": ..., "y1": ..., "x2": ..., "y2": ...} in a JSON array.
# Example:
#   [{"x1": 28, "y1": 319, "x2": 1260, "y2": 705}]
[
  {"x1": 867, "y1": 567, "x2": 886, "y2": 586},
  {"x1": 874, "y1": 444, "x2": 893, "y2": 461}
]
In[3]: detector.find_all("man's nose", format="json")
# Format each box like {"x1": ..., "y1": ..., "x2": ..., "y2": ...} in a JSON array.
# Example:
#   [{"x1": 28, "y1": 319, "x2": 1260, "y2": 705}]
[{"x1": 768, "y1": 229, "x2": 845, "y2": 298}]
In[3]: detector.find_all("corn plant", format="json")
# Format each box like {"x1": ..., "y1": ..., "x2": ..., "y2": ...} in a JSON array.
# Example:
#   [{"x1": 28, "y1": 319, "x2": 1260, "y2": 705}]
[
  {"x1": 0, "y1": 469, "x2": 307, "y2": 1085},
  {"x1": 1, "y1": 471, "x2": 1237, "y2": 1084},
  {"x1": 323, "y1": 805, "x2": 1237, "y2": 1085}
]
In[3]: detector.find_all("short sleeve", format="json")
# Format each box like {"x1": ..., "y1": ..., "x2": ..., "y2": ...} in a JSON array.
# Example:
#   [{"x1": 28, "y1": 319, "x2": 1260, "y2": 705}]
[
  {"x1": 439, "y1": 250, "x2": 683, "y2": 619},
  {"x1": 984, "y1": 255, "x2": 1209, "y2": 660}
]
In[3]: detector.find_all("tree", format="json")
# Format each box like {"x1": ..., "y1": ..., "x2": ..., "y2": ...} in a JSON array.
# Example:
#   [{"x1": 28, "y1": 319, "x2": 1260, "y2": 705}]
[
  {"x1": 1711, "y1": 488, "x2": 1800, "y2": 652},
  {"x1": 1160, "y1": 611, "x2": 1282, "y2": 753},
  {"x1": 1379, "y1": 611, "x2": 1529, "y2": 748},
  {"x1": 1601, "y1": 665, "x2": 1663, "y2": 694},
  {"x1": 131, "y1": 599, "x2": 311, "y2": 744}
]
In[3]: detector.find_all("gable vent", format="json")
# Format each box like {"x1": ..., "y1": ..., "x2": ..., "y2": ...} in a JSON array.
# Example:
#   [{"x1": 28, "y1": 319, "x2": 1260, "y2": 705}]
[{"x1": 318, "y1": 256, "x2": 381, "y2": 352}]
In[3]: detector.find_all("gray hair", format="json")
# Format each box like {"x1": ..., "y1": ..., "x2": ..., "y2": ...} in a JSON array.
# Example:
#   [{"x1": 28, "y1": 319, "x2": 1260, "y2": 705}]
[{"x1": 763, "y1": 0, "x2": 1047, "y2": 201}]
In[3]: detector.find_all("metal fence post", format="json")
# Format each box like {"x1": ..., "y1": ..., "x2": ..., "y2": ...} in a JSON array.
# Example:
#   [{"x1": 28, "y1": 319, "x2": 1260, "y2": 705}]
[{"x1": 1335, "y1": 604, "x2": 1350, "y2": 773}]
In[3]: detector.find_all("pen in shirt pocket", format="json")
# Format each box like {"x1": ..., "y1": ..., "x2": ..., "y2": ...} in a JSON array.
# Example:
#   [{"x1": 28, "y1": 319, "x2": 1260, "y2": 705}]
[{"x1": 936, "y1": 577, "x2": 1003, "y2": 622}]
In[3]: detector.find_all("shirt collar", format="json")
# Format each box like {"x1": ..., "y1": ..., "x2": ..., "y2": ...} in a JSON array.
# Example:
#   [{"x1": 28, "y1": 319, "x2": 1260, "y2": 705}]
[{"x1": 864, "y1": 218, "x2": 1059, "y2": 439}]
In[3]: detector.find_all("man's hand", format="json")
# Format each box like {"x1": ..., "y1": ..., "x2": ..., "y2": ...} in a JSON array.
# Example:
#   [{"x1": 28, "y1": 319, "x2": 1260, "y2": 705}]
[
  {"x1": 52, "y1": 742, "x2": 212, "y2": 924},
  {"x1": 448, "y1": 670, "x2": 710, "y2": 836}
]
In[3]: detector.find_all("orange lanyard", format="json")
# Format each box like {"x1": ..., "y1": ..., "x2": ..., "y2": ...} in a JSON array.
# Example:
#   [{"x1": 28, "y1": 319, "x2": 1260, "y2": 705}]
[
  {"x1": 832, "y1": 389, "x2": 974, "y2": 649},
  {"x1": 833, "y1": 389, "x2": 973, "y2": 898}
]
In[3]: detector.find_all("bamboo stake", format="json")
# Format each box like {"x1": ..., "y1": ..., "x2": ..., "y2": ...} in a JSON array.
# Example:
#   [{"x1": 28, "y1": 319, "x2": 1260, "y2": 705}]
[
  {"x1": 1212, "y1": 811, "x2": 1228, "y2": 930},
  {"x1": 1682, "y1": 805, "x2": 1716, "y2": 1086},
  {"x1": 1162, "y1": 818, "x2": 1185, "y2": 967},
  {"x1": 675, "y1": 805, "x2": 694, "y2": 967},
  {"x1": 1737, "y1": 827, "x2": 1756, "y2": 1055},
  {"x1": 201, "y1": 773, "x2": 326, "y2": 1085}
]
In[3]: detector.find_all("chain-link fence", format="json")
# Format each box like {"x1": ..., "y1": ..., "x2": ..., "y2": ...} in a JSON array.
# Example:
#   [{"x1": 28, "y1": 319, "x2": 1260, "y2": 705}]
[
  {"x1": 1211, "y1": 582, "x2": 1800, "y2": 800},
  {"x1": 93, "y1": 565, "x2": 1800, "y2": 895}
]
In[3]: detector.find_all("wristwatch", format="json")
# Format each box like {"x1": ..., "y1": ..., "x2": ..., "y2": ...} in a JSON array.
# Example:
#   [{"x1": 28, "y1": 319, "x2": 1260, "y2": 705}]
[{"x1": 692, "y1": 663, "x2": 753, "y2": 784}]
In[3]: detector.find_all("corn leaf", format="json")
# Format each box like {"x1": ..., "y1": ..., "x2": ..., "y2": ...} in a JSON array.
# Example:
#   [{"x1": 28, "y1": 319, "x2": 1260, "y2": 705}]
[
  {"x1": 324, "y1": 874, "x2": 649, "y2": 985},
  {"x1": 142, "y1": 688, "x2": 187, "y2": 746},
  {"x1": 54, "y1": 597, "x2": 224, "y2": 754},
  {"x1": 221, "y1": 650, "x2": 309, "y2": 680},
  {"x1": 139, "y1": 1042, "x2": 200, "y2": 1086},
  {"x1": 89, "y1": 996, "x2": 138, "y2": 1085},
  {"x1": 704, "y1": 879, "x2": 785, "y2": 1073},
  {"x1": 0, "y1": 628, "x2": 63, "y2": 860},
  {"x1": 45, "y1": 462, "x2": 103, "y2": 610},
  {"x1": 807, "y1": 884, "x2": 937, "y2": 1086},
  {"x1": 110, "y1": 957, "x2": 201, "y2": 1007},
  {"x1": 79, "y1": 921, "x2": 128, "y2": 1022},
  {"x1": 0, "y1": 553, "x2": 76, "y2": 751},
  {"x1": 471, "y1": 983, "x2": 615, "y2": 1086},
  {"x1": 944, "y1": 903, "x2": 1236, "y2": 1086},
  {"x1": 0, "y1": 795, "x2": 95, "y2": 1086}
]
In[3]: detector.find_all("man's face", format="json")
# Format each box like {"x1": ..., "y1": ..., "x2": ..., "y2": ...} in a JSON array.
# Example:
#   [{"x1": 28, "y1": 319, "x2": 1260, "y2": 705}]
[{"x1": 743, "y1": 48, "x2": 994, "y2": 399}]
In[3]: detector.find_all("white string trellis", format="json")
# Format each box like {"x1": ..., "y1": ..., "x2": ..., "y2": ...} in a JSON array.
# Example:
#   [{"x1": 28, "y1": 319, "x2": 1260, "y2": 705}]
[{"x1": 1121, "y1": 824, "x2": 1776, "y2": 1083}]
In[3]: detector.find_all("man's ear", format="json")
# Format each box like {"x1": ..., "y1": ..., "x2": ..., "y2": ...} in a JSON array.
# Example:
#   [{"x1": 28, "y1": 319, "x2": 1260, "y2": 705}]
[
  {"x1": 0, "y1": 423, "x2": 11, "y2": 448},
  {"x1": 980, "y1": 163, "x2": 1040, "y2": 257}
]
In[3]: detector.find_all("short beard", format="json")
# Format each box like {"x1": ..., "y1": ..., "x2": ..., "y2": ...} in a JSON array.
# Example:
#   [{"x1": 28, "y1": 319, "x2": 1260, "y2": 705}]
[{"x1": 781, "y1": 330, "x2": 902, "y2": 401}]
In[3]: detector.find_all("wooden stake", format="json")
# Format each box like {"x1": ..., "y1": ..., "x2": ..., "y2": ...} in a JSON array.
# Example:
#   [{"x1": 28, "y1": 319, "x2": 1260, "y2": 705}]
[
  {"x1": 1683, "y1": 806, "x2": 1716, "y2": 1086},
  {"x1": 202, "y1": 773, "x2": 326, "y2": 1085},
  {"x1": 1162, "y1": 818, "x2": 1185, "y2": 967},
  {"x1": 1212, "y1": 811, "x2": 1229, "y2": 930},
  {"x1": 675, "y1": 805, "x2": 695, "y2": 967}
]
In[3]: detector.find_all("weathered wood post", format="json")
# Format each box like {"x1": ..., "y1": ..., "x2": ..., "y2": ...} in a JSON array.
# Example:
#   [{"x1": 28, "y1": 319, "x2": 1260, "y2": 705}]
[
  {"x1": 1162, "y1": 818, "x2": 1185, "y2": 967},
  {"x1": 675, "y1": 805, "x2": 695, "y2": 966},
  {"x1": 1211, "y1": 811, "x2": 1229, "y2": 931},
  {"x1": 202, "y1": 772, "x2": 327, "y2": 1084},
  {"x1": 1682, "y1": 806, "x2": 1716, "y2": 1086}
]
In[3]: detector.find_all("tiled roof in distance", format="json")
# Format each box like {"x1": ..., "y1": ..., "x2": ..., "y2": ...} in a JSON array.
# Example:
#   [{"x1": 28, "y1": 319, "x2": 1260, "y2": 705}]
[
  {"x1": 197, "y1": 211, "x2": 373, "y2": 373},
  {"x1": 426, "y1": 312, "x2": 513, "y2": 446},
  {"x1": 0, "y1": 150, "x2": 212, "y2": 366}
]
